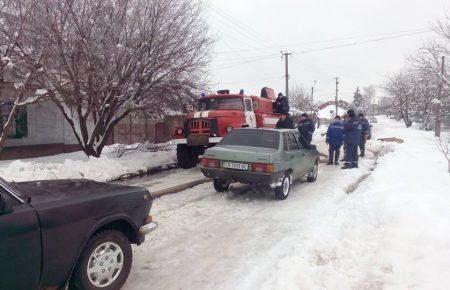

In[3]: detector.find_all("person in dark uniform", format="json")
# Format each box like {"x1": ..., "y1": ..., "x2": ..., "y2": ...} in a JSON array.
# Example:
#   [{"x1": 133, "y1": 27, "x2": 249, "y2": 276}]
[
  {"x1": 274, "y1": 93, "x2": 290, "y2": 115},
  {"x1": 275, "y1": 114, "x2": 294, "y2": 129},
  {"x1": 358, "y1": 112, "x2": 370, "y2": 157},
  {"x1": 326, "y1": 115, "x2": 344, "y2": 165},
  {"x1": 342, "y1": 109, "x2": 362, "y2": 169},
  {"x1": 297, "y1": 113, "x2": 315, "y2": 147}
]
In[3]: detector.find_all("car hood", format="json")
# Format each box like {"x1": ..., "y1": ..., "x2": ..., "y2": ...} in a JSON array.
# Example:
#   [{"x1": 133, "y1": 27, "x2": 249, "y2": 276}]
[
  {"x1": 14, "y1": 179, "x2": 148, "y2": 206},
  {"x1": 205, "y1": 145, "x2": 279, "y2": 163}
]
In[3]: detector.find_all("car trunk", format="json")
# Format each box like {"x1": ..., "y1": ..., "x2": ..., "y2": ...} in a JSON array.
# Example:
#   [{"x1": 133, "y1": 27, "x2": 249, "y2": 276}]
[{"x1": 205, "y1": 145, "x2": 277, "y2": 163}]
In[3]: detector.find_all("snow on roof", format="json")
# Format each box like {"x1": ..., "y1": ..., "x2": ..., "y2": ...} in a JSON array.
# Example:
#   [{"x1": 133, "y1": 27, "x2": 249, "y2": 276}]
[{"x1": 317, "y1": 104, "x2": 346, "y2": 119}]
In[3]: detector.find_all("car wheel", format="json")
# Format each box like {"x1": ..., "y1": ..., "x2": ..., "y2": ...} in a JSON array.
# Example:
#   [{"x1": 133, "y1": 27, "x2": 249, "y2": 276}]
[
  {"x1": 307, "y1": 160, "x2": 319, "y2": 182},
  {"x1": 177, "y1": 144, "x2": 198, "y2": 169},
  {"x1": 213, "y1": 179, "x2": 230, "y2": 192},
  {"x1": 275, "y1": 174, "x2": 291, "y2": 200},
  {"x1": 70, "y1": 230, "x2": 132, "y2": 290}
]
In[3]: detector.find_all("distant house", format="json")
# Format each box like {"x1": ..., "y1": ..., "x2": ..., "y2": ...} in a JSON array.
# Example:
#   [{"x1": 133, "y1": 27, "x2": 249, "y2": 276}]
[{"x1": 316, "y1": 100, "x2": 350, "y2": 122}]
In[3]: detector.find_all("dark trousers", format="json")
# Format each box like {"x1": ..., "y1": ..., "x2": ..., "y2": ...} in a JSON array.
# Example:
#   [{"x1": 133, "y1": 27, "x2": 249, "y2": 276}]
[
  {"x1": 328, "y1": 144, "x2": 341, "y2": 164},
  {"x1": 346, "y1": 143, "x2": 358, "y2": 167},
  {"x1": 359, "y1": 138, "x2": 366, "y2": 155}
]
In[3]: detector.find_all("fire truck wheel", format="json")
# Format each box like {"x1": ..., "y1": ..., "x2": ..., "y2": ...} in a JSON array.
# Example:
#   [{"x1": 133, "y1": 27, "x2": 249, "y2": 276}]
[{"x1": 177, "y1": 144, "x2": 198, "y2": 169}]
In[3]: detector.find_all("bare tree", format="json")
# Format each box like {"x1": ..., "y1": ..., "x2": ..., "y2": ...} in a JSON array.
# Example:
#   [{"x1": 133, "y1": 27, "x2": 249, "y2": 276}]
[
  {"x1": 0, "y1": 0, "x2": 46, "y2": 151},
  {"x1": 11, "y1": 0, "x2": 212, "y2": 157},
  {"x1": 436, "y1": 132, "x2": 450, "y2": 173},
  {"x1": 289, "y1": 85, "x2": 311, "y2": 112},
  {"x1": 383, "y1": 70, "x2": 421, "y2": 128}
]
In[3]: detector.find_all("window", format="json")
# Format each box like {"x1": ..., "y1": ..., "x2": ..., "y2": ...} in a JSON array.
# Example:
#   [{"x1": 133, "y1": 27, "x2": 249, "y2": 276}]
[
  {"x1": 286, "y1": 133, "x2": 299, "y2": 151},
  {"x1": 199, "y1": 98, "x2": 244, "y2": 111},
  {"x1": 0, "y1": 103, "x2": 28, "y2": 138},
  {"x1": 244, "y1": 99, "x2": 253, "y2": 112},
  {"x1": 294, "y1": 132, "x2": 307, "y2": 148},
  {"x1": 252, "y1": 100, "x2": 259, "y2": 111},
  {"x1": 219, "y1": 129, "x2": 280, "y2": 149}
]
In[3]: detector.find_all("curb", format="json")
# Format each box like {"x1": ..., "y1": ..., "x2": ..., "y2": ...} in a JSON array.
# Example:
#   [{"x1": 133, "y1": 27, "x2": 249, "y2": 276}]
[
  {"x1": 108, "y1": 162, "x2": 178, "y2": 182},
  {"x1": 152, "y1": 178, "x2": 211, "y2": 198}
]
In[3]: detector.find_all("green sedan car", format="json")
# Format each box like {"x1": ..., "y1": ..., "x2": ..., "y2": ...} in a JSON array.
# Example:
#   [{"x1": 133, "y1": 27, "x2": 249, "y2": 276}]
[{"x1": 200, "y1": 128, "x2": 319, "y2": 200}]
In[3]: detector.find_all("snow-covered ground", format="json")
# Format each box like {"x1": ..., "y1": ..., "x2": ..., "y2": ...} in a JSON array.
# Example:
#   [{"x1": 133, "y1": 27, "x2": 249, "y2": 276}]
[
  {"x1": 0, "y1": 144, "x2": 176, "y2": 182},
  {"x1": 125, "y1": 117, "x2": 450, "y2": 290}
]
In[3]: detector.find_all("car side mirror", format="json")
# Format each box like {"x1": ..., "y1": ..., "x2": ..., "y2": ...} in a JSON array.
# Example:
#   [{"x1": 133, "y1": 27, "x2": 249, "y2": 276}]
[{"x1": 0, "y1": 194, "x2": 13, "y2": 215}]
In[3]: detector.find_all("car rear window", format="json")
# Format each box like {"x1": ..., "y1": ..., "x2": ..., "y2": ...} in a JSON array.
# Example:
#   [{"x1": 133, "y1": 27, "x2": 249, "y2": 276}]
[{"x1": 219, "y1": 129, "x2": 280, "y2": 149}]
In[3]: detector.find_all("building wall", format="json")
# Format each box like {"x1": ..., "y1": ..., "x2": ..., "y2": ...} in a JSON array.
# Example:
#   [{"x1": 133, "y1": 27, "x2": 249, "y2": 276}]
[
  {"x1": 5, "y1": 101, "x2": 78, "y2": 147},
  {"x1": 4, "y1": 101, "x2": 186, "y2": 147}
]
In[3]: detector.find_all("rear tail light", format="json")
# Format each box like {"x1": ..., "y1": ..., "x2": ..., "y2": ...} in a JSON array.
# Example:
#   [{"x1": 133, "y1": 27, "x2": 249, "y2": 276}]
[
  {"x1": 201, "y1": 158, "x2": 220, "y2": 168},
  {"x1": 251, "y1": 163, "x2": 275, "y2": 173}
]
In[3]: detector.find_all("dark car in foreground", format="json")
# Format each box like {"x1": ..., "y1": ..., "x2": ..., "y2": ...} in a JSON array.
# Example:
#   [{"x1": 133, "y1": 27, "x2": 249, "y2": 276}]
[
  {"x1": 201, "y1": 128, "x2": 320, "y2": 200},
  {"x1": 0, "y1": 178, "x2": 157, "y2": 290}
]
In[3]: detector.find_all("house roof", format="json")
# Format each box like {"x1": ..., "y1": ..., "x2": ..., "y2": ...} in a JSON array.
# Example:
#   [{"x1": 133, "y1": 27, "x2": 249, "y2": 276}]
[{"x1": 317, "y1": 100, "x2": 350, "y2": 111}]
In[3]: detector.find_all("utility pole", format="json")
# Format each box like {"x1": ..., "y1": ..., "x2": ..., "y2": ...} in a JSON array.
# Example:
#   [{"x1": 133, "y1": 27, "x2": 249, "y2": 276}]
[
  {"x1": 281, "y1": 51, "x2": 292, "y2": 97},
  {"x1": 334, "y1": 77, "x2": 339, "y2": 116},
  {"x1": 311, "y1": 80, "x2": 317, "y2": 104},
  {"x1": 435, "y1": 55, "x2": 445, "y2": 137}
]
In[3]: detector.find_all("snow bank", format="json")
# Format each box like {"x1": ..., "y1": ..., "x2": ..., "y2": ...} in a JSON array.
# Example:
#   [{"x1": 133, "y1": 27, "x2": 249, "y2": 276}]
[{"x1": 0, "y1": 143, "x2": 176, "y2": 182}]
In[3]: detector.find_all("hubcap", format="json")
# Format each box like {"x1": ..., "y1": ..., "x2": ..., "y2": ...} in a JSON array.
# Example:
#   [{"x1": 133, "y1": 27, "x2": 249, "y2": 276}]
[
  {"x1": 283, "y1": 177, "x2": 290, "y2": 195},
  {"x1": 87, "y1": 242, "x2": 124, "y2": 288}
]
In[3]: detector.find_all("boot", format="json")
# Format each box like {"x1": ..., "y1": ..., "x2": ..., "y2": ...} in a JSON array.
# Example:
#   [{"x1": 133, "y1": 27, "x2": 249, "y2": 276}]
[
  {"x1": 359, "y1": 151, "x2": 365, "y2": 158},
  {"x1": 334, "y1": 151, "x2": 340, "y2": 165},
  {"x1": 341, "y1": 163, "x2": 353, "y2": 170},
  {"x1": 327, "y1": 149, "x2": 334, "y2": 165}
]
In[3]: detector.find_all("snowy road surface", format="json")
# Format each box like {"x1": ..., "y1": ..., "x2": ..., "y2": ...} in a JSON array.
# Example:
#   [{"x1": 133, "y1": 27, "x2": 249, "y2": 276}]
[{"x1": 124, "y1": 118, "x2": 450, "y2": 290}]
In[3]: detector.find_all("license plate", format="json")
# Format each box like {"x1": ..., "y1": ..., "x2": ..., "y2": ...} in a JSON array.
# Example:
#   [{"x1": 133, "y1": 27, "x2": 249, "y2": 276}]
[{"x1": 223, "y1": 162, "x2": 249, "y2": 171}]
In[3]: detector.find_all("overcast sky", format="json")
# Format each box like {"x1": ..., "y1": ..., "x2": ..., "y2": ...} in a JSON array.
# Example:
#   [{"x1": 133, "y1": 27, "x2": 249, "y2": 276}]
[{"x1": 205, "y1": 0, "x2": 449, "y2": 103}]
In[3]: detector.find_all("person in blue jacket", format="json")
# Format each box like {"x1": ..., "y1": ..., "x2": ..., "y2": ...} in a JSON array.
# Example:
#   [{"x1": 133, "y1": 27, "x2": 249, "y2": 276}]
[
  {"x1": 358, "y1": 112, "x2": 370, "y2": 157},
  {"x1": 326, "y1": 115, "x2": 344, "y2": 165},
  {"x1": 342, "y1": 109, "x2": 362, "y2": 169},
  {"x1": 297, "y1": 113, "x2": 315, "y2": 147}
]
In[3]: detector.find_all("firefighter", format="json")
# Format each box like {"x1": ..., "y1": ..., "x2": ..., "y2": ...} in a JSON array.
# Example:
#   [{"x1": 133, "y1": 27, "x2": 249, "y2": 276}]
[
  {"x1": 342, "y1": 109, "x2": 362, "y2": 169},
  {"x1": 274, "y1": 93, "x2": 290, "y2": 115},
  {"x1": 326, "y1": 115, "x2": 344, "y2": 165},
  {"x1": 298, "y1": 113, "x2": 315, "y2": 147},
  {"x1": 275, "y1": 114, "x2": 294, "y2": 129},
  {"x1": 358, "y1": 112, "x2": 370, "y2": 157}
]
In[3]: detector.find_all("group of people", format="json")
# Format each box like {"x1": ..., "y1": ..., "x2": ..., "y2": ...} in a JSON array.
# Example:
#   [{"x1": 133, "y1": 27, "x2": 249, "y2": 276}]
[
  {"x1": 274, "y1": 98, "x2": 371, "y2": 170},
  {"x1": 325, "y1": 109, "x2": 370, "y2": 169}
]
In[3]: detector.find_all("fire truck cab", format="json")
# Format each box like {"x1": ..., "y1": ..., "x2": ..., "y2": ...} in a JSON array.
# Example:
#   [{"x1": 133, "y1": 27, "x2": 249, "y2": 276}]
[{"x1": 172, "y1": 88, "x2": 283, "y2": 168}]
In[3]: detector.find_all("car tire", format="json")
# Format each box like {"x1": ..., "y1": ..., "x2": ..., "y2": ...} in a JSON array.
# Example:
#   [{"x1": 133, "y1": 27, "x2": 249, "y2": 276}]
[
  {"x1": 177, "y1": 144, "x2": 198, "y2": 169},
  {"x1": 213, "y1": 179, "x2": 230, "y2": 192},
  {"x1": 69, "y1": 230, "x2": 132, "y2": 290},
  {"x1": 307, "y1": 160, "x2": 319, "y2": 183},
  {"x1": 275, "y1": 174, "x2": 291, "y2": 200}
]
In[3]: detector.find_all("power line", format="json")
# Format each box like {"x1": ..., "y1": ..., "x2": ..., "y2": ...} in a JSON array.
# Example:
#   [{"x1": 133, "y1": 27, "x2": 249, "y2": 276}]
[
  {"x1": 210, "y1": 6, "x2": 272, "y2": 49},
  {"x1": 210, "y1": 5, "x2": 279, "y2": 48},
  {"x1": 294, "y1": 30, "x2": 432, "y2": 54},
  {"x1": 215, "y1": 28, "x2": 430, "y2": 54},
  {"x1": 213, "y1": 53, "x2": 279, "y2": 71},
  {"x1": 219, "y1": 75, "x2": 283, "y2": 85}
]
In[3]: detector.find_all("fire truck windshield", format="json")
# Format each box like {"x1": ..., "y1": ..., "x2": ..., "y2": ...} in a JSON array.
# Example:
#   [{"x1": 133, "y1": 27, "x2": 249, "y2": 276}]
[{"x1": 199, "y1": 98, "x2": 244, "y2": 111}]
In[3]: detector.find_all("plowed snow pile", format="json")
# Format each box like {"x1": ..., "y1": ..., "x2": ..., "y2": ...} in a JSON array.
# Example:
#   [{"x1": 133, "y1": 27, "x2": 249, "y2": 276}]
[{"x1": 0, "y1": 143, "x2": 176, "y2": 182}]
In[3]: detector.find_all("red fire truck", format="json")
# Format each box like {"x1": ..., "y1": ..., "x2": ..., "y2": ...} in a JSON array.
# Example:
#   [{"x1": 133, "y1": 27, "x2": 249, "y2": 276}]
[{"x1": 172, "y1": 87, "x2": 284, "y2": 168}]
